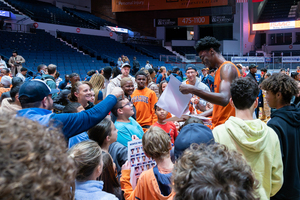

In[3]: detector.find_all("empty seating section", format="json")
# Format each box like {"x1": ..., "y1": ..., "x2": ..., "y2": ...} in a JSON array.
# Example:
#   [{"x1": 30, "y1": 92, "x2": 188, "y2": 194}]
[
  {"x1": 4, "y1": 0, "x2": 93, "y2": 28},
  {"x1": 0, "y1": 30, "x2": 106, "y2": 80},
  {"x1": 172, "y1": 46, "x2": 196, "y2": 56},
  {"x1": 64, "y1": 8, "x2": 115, "y2": 28},
  {"x1": 58, "y1": 32, "x2": 175, "y2": 70},
  {"x1": 0, "y1": 1, "x2": 18, "y2": 14},
  {"x1": 258, "y1": 0, "x2": 296, "y2": 23},
  {"x1": 130, "y1": 43, "x2": 176, "y2": 59}
]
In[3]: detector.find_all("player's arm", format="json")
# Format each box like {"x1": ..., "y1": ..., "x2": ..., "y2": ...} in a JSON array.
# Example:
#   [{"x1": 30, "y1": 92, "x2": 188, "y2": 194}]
[{"x1": 180, "y1": 64, "x2": 238, "y2": 107}]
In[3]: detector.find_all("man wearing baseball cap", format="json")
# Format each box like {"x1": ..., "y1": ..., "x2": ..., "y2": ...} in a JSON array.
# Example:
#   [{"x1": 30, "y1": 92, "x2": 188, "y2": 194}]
[
  {"x1": 182, "y1": 64, "x2": 210, "y2": 112},
  {"x1": 107, "y1": 63, "x2": 137, "y2": 95},
  {"x1": 166, "y1": 67, "x2": 182, "y2": 82},
  {"x1": 17, "y1": 79, "x2": 124, "y2": 139}
]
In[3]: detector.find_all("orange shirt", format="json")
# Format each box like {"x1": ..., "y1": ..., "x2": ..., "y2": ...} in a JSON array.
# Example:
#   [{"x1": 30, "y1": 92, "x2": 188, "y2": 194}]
[
  {"x1": 212, "y1": 61, "x2": 240, "y2": 129},
  {"x1": 131, "y1": 87, "x2": 158, "y2": 127},
  {"x1": 121, "y1": 168, "x2": 174, "y2": 200}
]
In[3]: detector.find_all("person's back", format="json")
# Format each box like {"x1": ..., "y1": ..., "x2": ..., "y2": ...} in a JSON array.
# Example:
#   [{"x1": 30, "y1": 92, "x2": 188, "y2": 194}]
[
  {"x1": 213, "y1": 77, "x2": 283, "y2": 200},
  {"x1": 120, "y1": 126, "x2": 175, "y2": 200},
  {"x1": 261, "y1": 73, "x2": 300, "y2": 200}
]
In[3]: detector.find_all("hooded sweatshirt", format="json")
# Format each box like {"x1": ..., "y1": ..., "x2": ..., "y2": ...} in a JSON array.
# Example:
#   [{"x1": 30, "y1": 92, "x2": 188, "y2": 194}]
[
  {"x1": 75, "y1": 180, "x2": 118, "y2": 200},
  {"x1": 121, "y1": 166, "x2": 175, "y2": 200},
  {"x1": 267, "y1": 105, "x2": 300, "y2": 200},
  {"x1": 0, "y1": 98, "x2": 22, "y2": 113},
  {"x1": 213, "y1": 117, "x2": 283, "y2": 200},
  {"x1": 106, "y1": 74, "x2": 137, "y2": 95}
]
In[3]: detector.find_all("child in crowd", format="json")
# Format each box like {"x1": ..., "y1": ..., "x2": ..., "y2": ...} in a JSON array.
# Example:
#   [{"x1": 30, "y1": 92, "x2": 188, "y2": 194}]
[
  {"x1": 99, "y1": 152, "x2": 124, "y2": 200},
  {"x1": 173, "y1": 143, "x2": 259, "y2": 200},
  {"x1": 111, "y1": 98, "x2": 144, "y2": 147},
  {"x1": 120, "y1": 126, "x2": 175, "y2": 200},
  {"x1": 152, "y1": 104, "x2": 178, "y2": 144},
  {"x1": 68, "y1": 140, "x2": 118, "y2": 200},
  {"x1": 63, "y1": 102, "x2": 88, "y2": 148},
  {"x1": 131, "y1": 71, "x2": 158, "y2": 132},
  {"x1": 158, "y1": 80, "x2": 168, "y2": 97},
  {"x1": 213, "y1": 77, "x2": 283, "y2": 200},
  {"x1": 88, "y1": 118, "x2": 127, "y2": 175}
]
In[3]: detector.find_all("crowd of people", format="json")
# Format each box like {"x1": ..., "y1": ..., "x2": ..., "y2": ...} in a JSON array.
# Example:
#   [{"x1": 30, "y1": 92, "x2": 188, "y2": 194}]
[{"x1": 0, "y1": 36, "x2": 300, "y2": 200}]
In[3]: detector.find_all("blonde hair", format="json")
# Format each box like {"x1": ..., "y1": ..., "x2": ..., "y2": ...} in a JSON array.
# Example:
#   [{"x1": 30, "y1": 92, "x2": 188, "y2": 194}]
[
  {"x1": 89, "y1": 73, "x2": 105, "y2": 104},
  {"x1": 68, "y1": 140, "x2": 102, "y2": 182},
  {"x1": 142, "y1": 126, "x2": 171, "y2": 160},
  {"x1": 120, "y1": 77, "x2": 133, "y2": 87},
  {"x1": 159, "y1": 66, "x2": 166, "y2": 73}
]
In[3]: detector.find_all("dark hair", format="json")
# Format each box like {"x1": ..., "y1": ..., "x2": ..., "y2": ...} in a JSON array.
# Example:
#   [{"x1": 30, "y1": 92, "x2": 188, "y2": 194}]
[
  {"x1": 153, "y1": 67, "x2": 158, "y2": 73},
  {"x1": 88, "y1": 118, "x2": 112, "y2": 147},
  {"x1": 159, "y1": 80, "x2": 168, "y2": 96},
  {"x1": 280, "y1": 68, "x2": 285, "y2": 72},
  {"x1": 179, "y1": 117, "x2": 204, "y2": 132},
  {"x1": 98, "y1": 152, "x2": 122, "y2": 199},
  {"x1": 112, "y1": 67, "x2": 121, "y2": 78},
  {"x1": 209, "y1": 69, "x2": 215, "y2": 74},
  {"x1": 148, "y1": 68, "x2": 155, "y2": 75},
  {"x1": 111, "y1": 97, "x2": 124, "y2": 117},
  {"x1": 19, "y1": 95, "x2": 42, "y2": 109},
  {"x1": 62, "y1": 102, "x2": 82, "y2": 113},
  {"x1": 10, "y1": 85, "x2": 21, "y2": 102},
  {"x1": 87, "y1": 70, "x2": 96, "y2": 76},
  {"x1": 20, "y1": 67, "x2": 27, "y2": 72},
  {"x1": 173, "y1": 143, "x2": 259, "y2": 200},
  {"x1": 261, "y1": 73, "x2": 299, "y2": 104},
  {"x1": 230, "y1": 77, "x2": 259, "y2": 110},
  {"x1": 69, "y1": 73, "x2": 79, "y2": 79},
  {"x1": 103, "y1": 66, "x2": 112, "y2": 80},
  {"x1": 291, "y1": 72, "x2": 299, "y2": 79},
  {"x1": 37, "y1": 64, "x2": 47, "y2": 72},
  {"x1": 12, "y1": 50, "x2": 18, "y2": 54},
  {"x1": 2, "y1": 68, "x2": 10, "y2": 74},
  {"x1": 195, "y1": 36, "x2": 221, "y2": 54},
  {"x1": 261, "y1": 68, "x2": 267, "y2": 72},
  {"x1": 135, "y1": 70, "x2": 147, "y2": 79}
]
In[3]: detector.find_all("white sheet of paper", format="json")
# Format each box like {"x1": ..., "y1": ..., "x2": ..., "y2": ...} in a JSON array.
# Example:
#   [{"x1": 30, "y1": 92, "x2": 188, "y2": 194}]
[{"x1": 157, "y1": 74, "x2": 192, "y2": 118}]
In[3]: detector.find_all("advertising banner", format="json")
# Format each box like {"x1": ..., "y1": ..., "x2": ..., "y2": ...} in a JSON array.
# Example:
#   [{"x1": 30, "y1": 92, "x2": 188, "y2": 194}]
[{"x1": 112, "y1": 0, "x2": 228, "y2": 12}]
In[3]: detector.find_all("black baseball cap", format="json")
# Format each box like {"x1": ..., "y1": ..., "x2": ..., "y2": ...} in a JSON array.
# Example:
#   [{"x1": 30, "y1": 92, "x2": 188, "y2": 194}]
[{"x1": 249, "y1": 64, "x2": 258, "y2": 69}]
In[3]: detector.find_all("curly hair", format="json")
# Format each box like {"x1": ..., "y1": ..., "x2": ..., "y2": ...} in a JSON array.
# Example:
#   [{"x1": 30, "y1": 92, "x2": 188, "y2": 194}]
[
  {"x1": 173, "y1": 143, "x2": 259, "y2": 200},
  {"x1": 261, "y1": 73, "x2": 299, "y2": 104},
  {"x1": 142, "y1": 126, "x2": 171, "y2": 160},
  {"x1": 230, "y1": 77, "x2": 259, "y2": 110},
  {"x1": 0, "y1": 113, "x2": 76, "y2": 199},
  {"x1": 89, "y1": 73, "x2": 105, "y2": 104},
  {"x1": 195, "y1": 36, "x2": 221, "y2": 54}
]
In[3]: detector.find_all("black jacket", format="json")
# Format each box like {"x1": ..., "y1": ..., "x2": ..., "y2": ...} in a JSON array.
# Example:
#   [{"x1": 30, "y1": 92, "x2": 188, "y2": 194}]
[
  {"x1": 246, "y1": 72, "x2": 257, "y2": 83},
  {"x1": 268, "y1": 105, "x2": 300, "y2": 200},
  {"x1": 132, "y1": 60, "x2": 140, "y2": 75}
]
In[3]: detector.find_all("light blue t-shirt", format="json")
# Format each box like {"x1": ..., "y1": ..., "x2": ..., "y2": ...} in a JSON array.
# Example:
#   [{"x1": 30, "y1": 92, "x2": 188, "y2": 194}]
[
  {"x1": 115, "y1": 117, "x2": 144, "y2": 147},
  {"x1": 68, "y1": 132, "x2": 89, "y2": 149}
]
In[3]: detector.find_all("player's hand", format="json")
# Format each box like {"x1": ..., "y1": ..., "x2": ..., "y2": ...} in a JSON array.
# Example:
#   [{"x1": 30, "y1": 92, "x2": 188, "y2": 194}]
[
  {"x1": 179, "y1": 84, "x2": 194, "y2": 94},
  {"x1": 132, "y1": 135, "x2": 139, "y2": 140},
  {"x1": 122, "y1": 161, "x2": 131, "y2": 170},
  {"x1": 111, "y1": 87, "x2": 124, "y2": 99}
]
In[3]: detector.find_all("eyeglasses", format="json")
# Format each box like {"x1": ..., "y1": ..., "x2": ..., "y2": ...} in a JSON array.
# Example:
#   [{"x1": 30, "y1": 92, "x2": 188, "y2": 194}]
[{"x1": 119, "y1": 101, "x2": 132, "y2": 109}]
